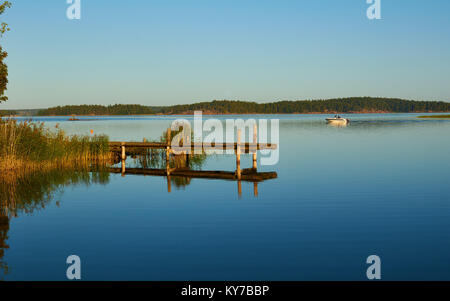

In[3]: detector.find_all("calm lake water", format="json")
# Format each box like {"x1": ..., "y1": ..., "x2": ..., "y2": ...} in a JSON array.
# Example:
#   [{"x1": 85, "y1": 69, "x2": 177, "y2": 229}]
[{"x1": 2, "y1": 113, "x2": 450, "y2": 280}]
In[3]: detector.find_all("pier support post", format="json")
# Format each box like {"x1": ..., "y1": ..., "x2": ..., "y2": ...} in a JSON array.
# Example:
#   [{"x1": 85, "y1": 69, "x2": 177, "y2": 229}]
[
  {"x1": 166, "y1": 126, "x2": 173, "y2": 189},
  {"x1": 166, "y1": 128, "x2": 171, "y2": 176},
  {"x1": 236, "y1": 129, "x2": 242, "y2": 180},
  {"x1": 237, "y1": 180, "x2": 242, "y2": 198},
  {"x1": 253, "y1": 182, "x2": 258, "y2": 197},
  {"x1": 185, "y1": 132, "x2": 190, "y2": 168},
  {"x1": 121, "y1": 142, "x2": 126, "y2": 160},
  {"x1": 121, "y1": 142, "x2": 126, "y2": 177},
  {"x1": 166, "y1": 147, "x2": 171, "y2": 175},
  {"x1": 252, "y1": 124, "x2": 258, "y2": 170},
  {"x1": 121, "y1": 160, "x2": 126, "y2": 177},
  {"x1": 167, "y1": 175, "x2": 172, "y2": 193}
]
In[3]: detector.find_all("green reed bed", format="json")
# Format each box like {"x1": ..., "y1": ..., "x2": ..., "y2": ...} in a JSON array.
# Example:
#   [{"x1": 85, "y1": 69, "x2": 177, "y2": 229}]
[{"x1": 0, "y1": 119, "x2": 111, "y2": 171}]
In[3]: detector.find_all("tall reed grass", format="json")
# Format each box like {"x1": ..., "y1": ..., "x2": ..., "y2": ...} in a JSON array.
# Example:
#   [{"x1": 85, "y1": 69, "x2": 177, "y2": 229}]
[
  {"x1": 134, "y1": 126, "x2": 207, "y2": 170},
  {"x1": 0, "y1": 119, "x2": 111, "y2": 171}
]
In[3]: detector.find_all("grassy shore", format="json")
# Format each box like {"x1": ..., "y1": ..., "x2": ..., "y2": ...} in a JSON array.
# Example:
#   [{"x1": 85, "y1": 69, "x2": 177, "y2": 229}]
[
  {"x1": 0, "y1": 119, "x2": 111, "y2": 172},
  {"x1": 418, "y1": 115, "x2": 450, "y2": 119}
]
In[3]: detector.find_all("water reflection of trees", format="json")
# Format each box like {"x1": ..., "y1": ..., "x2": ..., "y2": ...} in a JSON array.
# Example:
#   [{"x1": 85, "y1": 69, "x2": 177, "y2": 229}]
[
  {"x1": 0, "y1": 215, "x2": 9, "y2": 277},
  {"x1": 0, "y1": 167, "x2": 110, "y2": 278},
  {"x1": 0, "y1": 148, "x2": 207, "y2": 277}
]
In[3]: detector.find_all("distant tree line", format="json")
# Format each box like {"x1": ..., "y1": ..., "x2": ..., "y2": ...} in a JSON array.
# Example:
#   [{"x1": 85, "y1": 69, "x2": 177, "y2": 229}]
[
  {"x1": 0, "y1": 109, "x2": 15, "y2": 116},
  {"x1": 157, "y1": 98, "x2": 450, "y2": 114},
  {"x1": 38, "y1": 104, "x2": 155, "y2": 116},
  {"x1": 36, "y1": 98, "x2": 450, "y2": 116}
]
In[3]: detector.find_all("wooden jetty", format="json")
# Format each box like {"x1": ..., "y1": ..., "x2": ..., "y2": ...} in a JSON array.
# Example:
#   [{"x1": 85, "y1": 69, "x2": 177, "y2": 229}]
[{"x1": 108, "y1": 126, "x2": 278, "y2": 196}]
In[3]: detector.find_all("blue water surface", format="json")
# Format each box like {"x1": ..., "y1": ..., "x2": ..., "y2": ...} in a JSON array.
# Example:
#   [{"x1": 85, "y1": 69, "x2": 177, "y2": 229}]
[{"x1": 2, "y1": 113, "x2": 450, "y2": 280}]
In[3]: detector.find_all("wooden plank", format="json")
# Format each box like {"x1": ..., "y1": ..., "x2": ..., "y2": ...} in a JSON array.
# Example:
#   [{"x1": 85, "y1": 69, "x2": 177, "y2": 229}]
[
  {"x1": 109, "y1": 142, "x2": 167, "y2": 148},
  {"x1": 109, "y1": 142, "x2": 277, "y2": 151}
]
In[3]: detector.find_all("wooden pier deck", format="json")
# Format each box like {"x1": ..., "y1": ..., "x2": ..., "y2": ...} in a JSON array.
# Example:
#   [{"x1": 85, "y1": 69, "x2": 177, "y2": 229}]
[
  {"x1": 109, "y1": 127, "x2": 277, "y2": 185},
  {"x1": 108, "y1": 142, "x2": 277, "y2": 152}
]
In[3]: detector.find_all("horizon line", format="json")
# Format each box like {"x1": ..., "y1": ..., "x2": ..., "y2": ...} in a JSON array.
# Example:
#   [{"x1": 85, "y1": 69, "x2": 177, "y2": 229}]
[{"x1": 3, "y1": 96, "x2": 450, "y2": 111}]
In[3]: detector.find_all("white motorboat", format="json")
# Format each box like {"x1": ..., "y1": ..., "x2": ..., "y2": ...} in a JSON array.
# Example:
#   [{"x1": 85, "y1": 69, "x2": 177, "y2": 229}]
[{"x1": 326, "y1": 115, "x2": 350, "y2": 125}]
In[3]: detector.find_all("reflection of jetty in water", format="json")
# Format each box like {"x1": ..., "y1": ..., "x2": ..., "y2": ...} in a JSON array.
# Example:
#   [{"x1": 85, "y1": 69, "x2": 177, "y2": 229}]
[{"x1": 109, "y1": 128, "x2": 278, "y2": 197}]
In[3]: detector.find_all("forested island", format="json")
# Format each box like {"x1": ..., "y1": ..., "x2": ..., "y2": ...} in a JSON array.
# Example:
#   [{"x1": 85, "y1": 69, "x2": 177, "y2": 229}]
[
  {"x1": 17, "y1": 97, "x2": 450, "y2": 116},
  {"x1": 0, "y1": 110, "x2": 15, "y2": 116},
  {"x1": 38, "y1": 104, "x2": 154, "y2": 116}
]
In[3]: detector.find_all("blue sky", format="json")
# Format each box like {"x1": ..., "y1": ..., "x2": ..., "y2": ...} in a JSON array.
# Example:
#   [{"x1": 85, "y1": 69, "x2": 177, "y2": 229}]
[{"x1": 1, "y1": 0, "x2": 450, "y2": 109}]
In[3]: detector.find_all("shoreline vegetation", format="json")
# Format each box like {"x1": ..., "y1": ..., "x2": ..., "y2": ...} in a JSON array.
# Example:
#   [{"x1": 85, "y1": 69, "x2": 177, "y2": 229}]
[
  {"x1": 0, "y1": 119, "x2": 204, "y2": 176},
  {"x1": 417, "y1": 115, "x2": 450, "y2": 119},
  {"x1": 0, "y1": 119, "x2": 111, "y2": 172},
  {"x1": 0, "y1": 110, "x2": 15, "y2": 116},
  {"x1": 2, "y1": 97, "x2": 450, "y2": 117}
]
